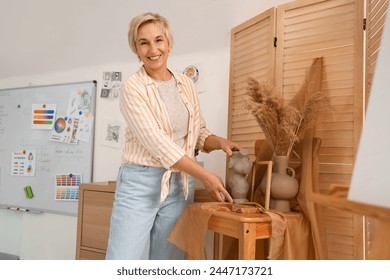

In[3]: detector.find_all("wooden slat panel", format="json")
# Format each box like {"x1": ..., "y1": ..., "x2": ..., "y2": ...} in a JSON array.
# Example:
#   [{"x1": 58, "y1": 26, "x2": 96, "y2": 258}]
[
  {"x1": 316, "y1": 121, "x2": 354, "y2": 131},
  {"x1": 231, "y1": 117, "x2": 258, "y2": 126},
  {"x1": 284, "y1": 45, "x2": 355, "y2": 63},
  {"x1": 319, "y1": 173, "x2": 351, "y2": 183},
  {"x1": 366, "y1": 0, "x2": 388, "y2": 101},
  {"x1": 276, "y1": 0, "x2": 364, "y2": 260},
  {"x1": 366, "y1": 0, "x2": 388, "y2": 100},
  {"x1": 231, "y1": 126, "x2": 262, "y2": 135},
  {"x1": 282, "y1": 0, "x2": 354, "y2": 16},
  {"x1": 318, "y1": 154, "x2": 354, "y2": 164},
  {"x1": 364, "y1": 0, "x2": 389, "y2": 259},
  {"x1": 285, "y1": 10, "x2": 355, "y2": 33},
  {"x1": 227, "y1": 8, "x2": 276, "y2": 157}
]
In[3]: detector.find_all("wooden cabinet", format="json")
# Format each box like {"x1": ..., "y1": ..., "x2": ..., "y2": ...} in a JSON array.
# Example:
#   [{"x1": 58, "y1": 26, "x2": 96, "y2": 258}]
[
  {"x1": 75, "y1": 181, "x2": 116, "y2": 260},
  {"x1": 75, "y1": 181, "x2": 207, "y2": 259}
]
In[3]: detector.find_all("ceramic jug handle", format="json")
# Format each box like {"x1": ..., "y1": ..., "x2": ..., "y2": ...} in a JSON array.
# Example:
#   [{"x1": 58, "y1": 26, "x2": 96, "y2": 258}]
[{"x1": 286, "y1": 167, "x2": 295, "y2": 178}]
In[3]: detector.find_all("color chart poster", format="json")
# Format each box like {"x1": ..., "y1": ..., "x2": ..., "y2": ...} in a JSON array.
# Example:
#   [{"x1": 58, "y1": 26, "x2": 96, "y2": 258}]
[
  {"x1": 31, "y1": 104, "x2": 57, "y2": 129},
  {"x1": 54, "y1": 173, "x2": 82, "y2": 201},
  {"x1": 11, "y1": 150, "x2": 36, "y2": 176},
  {"x1": 50, "y1": 115, "x2": 79, "y2": 144}
]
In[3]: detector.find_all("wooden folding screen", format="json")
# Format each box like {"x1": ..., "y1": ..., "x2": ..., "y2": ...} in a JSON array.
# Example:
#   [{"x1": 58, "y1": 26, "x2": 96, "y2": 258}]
[
  {"x1": 227, "y1": 8, "x2": 276, "y2": 158},
  {"x1": 275, "y1": 0, "x2": 364, "y2": 260},
  {"x1": 364, "y1": 0, "x2": 388, "y2": 259},
  {"x1": 366, "y1": 0, "x2": 388, "y2": 104},
  {"x1": 226, "y1": 0, "x2": 388, "y2": 259}
]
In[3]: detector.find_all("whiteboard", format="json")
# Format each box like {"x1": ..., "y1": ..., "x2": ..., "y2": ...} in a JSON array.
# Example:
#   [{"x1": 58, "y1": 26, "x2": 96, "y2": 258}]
[{"x1": 0, "y1": 81, "x2": 96, "y2": 215}]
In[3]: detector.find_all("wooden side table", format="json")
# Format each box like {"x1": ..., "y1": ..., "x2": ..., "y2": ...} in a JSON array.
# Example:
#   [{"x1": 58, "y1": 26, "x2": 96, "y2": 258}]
[
  {"x1": 173, "y1": 201, "x2": 311, "y2": 260},
  {"x1": 207, "y1": 208, "x2": 272, "y2": 260},
  {"x1": 207, "y1": 209, "x2": 313, "y2": 260}
]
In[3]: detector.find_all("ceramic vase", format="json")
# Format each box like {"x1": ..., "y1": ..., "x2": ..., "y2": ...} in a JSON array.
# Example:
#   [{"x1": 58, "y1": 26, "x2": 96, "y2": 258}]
[{"x1": 261, "y1": 155, "x2": 299, "y2": 212}]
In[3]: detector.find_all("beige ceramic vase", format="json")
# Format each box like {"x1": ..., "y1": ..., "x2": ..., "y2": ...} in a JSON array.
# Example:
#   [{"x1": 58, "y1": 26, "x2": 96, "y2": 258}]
[{"x1": 261, "y1": 155, "x2": 299, "y2": 212}]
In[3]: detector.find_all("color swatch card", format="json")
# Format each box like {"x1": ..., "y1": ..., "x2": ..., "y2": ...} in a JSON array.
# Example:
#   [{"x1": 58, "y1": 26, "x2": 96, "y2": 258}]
[
  {"x1": 54, "y1": 173, "x2": 82, "y2": 201},
  {"x1": 31, "y1": 104, "x2": 57, "y2": 129},
  {"x1": 11, "y1": 150, "x2": 36, "y2": 176}
]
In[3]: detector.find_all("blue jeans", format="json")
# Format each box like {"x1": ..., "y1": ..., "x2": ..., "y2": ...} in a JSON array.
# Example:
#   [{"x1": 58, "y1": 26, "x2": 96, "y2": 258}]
[{"x1": 105, "y1": 164, "x2": 194, "y2": 260}]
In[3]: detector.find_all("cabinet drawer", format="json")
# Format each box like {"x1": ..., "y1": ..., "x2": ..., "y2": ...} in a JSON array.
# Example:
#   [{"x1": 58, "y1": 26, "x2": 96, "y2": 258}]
[
  {"x1": 80, "y1": 190, "x2": 115, "y2": 250},
  {"x1": 79, "y1": 249, "x2": 106, "y2": 260}
]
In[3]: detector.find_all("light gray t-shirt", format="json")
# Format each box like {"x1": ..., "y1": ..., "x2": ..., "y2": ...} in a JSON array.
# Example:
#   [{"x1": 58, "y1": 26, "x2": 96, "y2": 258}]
[{"x1": 155, "y1": 77, "x2": 189, "y2": 149}]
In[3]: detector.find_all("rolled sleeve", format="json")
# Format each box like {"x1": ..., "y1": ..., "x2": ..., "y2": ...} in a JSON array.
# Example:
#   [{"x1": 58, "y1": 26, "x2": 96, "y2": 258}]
[{"x1": 197, "y1": 124, "x2": 212, "y2": 152}]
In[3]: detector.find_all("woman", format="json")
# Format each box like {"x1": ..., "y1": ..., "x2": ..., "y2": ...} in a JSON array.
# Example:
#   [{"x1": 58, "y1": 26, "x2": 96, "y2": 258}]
[{"x1": 106, "y1": 12, "x2": 241, "y2": 260}]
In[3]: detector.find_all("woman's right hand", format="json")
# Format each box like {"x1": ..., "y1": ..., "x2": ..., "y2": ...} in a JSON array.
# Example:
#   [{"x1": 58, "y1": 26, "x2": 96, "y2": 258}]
[
  {"x1": 172, "y1": 155, "x2": 233, "y2": 203},
  {"x1": 202, "y1": 172, "x2": 233, "y2": 203}
]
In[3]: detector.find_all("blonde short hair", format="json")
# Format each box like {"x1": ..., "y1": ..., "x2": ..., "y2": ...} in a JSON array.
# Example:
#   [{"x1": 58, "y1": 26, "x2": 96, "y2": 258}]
[{"x1": 128, "y1": 12, "x2": 174, "y2": 55}]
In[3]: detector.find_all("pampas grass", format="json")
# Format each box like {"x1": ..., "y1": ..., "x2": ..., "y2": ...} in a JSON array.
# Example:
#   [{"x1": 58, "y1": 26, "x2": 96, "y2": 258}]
[{"x1": 245, "y1": 58, "x2": 330, "y2": 156}]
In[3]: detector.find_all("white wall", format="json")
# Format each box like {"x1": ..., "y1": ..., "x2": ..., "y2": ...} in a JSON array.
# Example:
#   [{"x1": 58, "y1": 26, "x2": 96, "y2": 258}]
[{"x1": 0, "y1": 0, "x2": 290, "y2": 259}]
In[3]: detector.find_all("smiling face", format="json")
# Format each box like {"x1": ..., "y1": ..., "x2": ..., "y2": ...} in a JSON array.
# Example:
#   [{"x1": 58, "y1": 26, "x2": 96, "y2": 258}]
[{"x1": 136, "y1": 22, "x2": 171, "y2": 80}]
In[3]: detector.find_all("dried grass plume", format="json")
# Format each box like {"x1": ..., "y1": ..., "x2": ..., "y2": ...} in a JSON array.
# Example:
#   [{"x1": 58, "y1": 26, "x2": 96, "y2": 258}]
[{"x1": 245, "y1": 57, "x2": 330, "y2": 156}]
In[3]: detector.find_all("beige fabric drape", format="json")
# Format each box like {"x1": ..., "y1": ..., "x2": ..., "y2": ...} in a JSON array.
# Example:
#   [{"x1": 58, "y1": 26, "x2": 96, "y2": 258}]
[
  {"x1": 168, "y1": 202, "x2": 313, "y2": 260},
  {"x1": 275, "y1": 212, "x2": 314, "y2": 260},
  {"x1": 168, "y1": 202, "x2": 230, "y2": 260}
]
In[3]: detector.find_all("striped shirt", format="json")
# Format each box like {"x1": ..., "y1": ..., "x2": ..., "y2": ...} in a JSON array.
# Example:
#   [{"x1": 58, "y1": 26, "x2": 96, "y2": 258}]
[{"x1": 120, "y1": 66, "x2": 211, "y2": 201}]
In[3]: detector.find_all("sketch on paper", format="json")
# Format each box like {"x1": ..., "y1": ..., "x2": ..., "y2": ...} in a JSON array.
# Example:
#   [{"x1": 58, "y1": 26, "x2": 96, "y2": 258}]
[
  {"x1": 100, "y1": 118, "x2": 124, "y2": 149},
  {"x1": 75, "y1": 112, "x2": 94, "y2": 143},
  {"x1": 101, "y1": 71, "x2": 122, "y2": 99},
  {"x1": 67, "y1": 88, "x2": 92, "y2": 116}
]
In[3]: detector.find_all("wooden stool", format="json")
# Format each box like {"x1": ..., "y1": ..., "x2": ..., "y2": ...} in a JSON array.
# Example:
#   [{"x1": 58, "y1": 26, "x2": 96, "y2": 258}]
[{"x1": 208, "y1": 209, "x2": 272, "y2": 259}]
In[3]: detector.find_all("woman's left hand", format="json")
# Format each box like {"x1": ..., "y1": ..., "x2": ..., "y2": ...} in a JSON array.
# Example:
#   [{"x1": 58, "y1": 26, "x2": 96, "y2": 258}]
[
  {"x1": 218, "y1": 138, "x2": 241, "y2": 157},
  {"x1": 203, "y1": 135, "x2": 241, "y2": 156}
]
